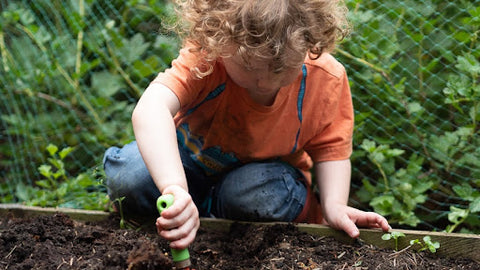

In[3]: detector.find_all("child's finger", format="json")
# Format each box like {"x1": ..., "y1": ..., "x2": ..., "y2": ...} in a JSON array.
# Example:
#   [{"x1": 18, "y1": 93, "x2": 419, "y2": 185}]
[{"x1": 338, "y1": 215, "x2": 360, "y2": 238}]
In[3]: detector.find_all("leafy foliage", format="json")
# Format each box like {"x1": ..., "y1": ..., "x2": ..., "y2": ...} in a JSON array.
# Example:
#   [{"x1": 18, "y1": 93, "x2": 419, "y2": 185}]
[
  {"x1": 342, "y1": 0, "x2": 480, "y2": 232},
  {"x1": 0, "y1": 0, "x2": 179, "y2": 188},
  {"x1": 357, "y1": 140, "x2": 433, "y2": 227},
  {"x1": 15, "y1": 144, "x2": 109, "y2": 210}
]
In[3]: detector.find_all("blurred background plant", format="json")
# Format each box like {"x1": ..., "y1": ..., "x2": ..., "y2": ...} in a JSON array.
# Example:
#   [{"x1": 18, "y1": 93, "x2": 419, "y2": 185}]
[
  {"x1": 1, "y1": 0, "x2": 179, "y2": 210},
  {"x1": 1, "y1": 0, "x2": 479, "y2": 233},
  {"x1": 342, "y1": 0, "x2": 480, "y2": 233}
]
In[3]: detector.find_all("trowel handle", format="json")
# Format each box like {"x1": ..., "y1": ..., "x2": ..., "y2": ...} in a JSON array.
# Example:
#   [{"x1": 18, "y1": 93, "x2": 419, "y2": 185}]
[
  {"x1": 156, "y1": 194, "x2": 191, "y2": 265},
  {"x1": 157, "y1": 193, "x2": 175, "y2": 213}
]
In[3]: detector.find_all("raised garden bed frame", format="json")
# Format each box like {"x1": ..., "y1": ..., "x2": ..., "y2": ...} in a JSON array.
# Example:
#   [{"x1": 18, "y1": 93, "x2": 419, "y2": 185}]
[{"x1": 1, "y1": 204, "x2": 478, "y2": 263}]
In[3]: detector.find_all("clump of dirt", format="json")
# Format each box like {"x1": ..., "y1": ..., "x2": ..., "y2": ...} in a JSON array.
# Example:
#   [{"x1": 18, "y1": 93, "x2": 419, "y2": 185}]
[
  {"x1": 0, "y1": 212, "x2": 478, "y2": 269},
  {"x1": 0, "y1": 213, "x2": 171, "y2": 270}
]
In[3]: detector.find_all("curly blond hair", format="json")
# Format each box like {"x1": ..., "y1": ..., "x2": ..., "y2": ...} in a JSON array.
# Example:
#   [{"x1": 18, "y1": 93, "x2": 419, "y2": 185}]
[{"x1": 173, "y1": 0, "x2": 350, "y2": 77}]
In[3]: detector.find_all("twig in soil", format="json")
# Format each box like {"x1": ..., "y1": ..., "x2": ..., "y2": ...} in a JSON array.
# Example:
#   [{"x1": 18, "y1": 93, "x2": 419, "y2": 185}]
[
  {"x1": 268, "y1": 257, "x2": 286, "y2": 270},
  {"x1": 57, "y1": 258, "x2": 68, "y2": 269},
  {"x1": 407, "y1": 252, "x2": 421, "y2": 269},
  {"x1": 5, "y1": 245, "x2": 17, "y2": 259},
  {"x1": 389, "y1": 244, "x2": 414, "y2": 257}
]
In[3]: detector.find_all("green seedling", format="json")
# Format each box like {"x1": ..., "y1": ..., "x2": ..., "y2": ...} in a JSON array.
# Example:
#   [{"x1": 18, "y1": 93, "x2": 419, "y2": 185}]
[
  {"x1": 410, "y1": 236, "x2": 440, "y2": 253},
  {"x1": 112, "y1": 197, "x2": 127, "y2": 229},
  {"x1": 383, "y1": 231, "x2": 440, "y2": 254},
  {"x1": 157, "y1": 194, "x2": 192, "y2": 270},
  {"x1": 381, "y1": 231, "x2": 405, "y2": 251}
]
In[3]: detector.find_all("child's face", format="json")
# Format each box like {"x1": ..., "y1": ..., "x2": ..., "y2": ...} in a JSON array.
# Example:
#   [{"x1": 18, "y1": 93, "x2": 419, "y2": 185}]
[{"x1": 222, "y1": 55, "x2": 302, "y2": 98}]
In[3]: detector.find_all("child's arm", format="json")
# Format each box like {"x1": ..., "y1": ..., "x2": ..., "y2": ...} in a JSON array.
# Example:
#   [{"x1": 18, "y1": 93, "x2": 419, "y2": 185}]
[
  {"x1": 132, "y1": 83, "x2": 200, "y2": 249},
  {"x1": 314, "y1": 159, "x2": 390, "y2": 238}
]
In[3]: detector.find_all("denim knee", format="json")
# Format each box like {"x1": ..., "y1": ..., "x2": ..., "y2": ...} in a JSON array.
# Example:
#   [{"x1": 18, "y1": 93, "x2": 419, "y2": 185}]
[
  {"x1": 103, "y1": 141, "x2": 160, "y2": 217},
  {"x1": 213, "y1": 162, "x2": 307, "y2": 222}
]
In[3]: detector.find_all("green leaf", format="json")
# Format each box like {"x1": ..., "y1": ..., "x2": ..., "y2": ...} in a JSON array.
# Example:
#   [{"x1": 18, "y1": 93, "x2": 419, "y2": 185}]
[
  {"x1": 423, "y1": 236, "x2": 440, "y2": 253},
  {"x1": 407, "y1": 102, "x2": 423, "y2": 114},
  {"x1": 370, "y1": 195, "x2": 395, "y2": 215},
  {"x1": 105, "y1": 19, "x2": 115, "y2": 29},
  {"x1": 470, "y1": 198, "x2": 480, "y2": 213},
  {"x1": 15, "y1": 183, "x2": 31, "y2": 201},
  {"x1": 91, "y1": 71, "x2": 124, "y2": 98},
  {"x1": 371, "y1": 151, "x2": 386, "y2": 163},
  {"x1": 75, "y1": 173, "x2": 95, "y2": 187},
  {"x1": 453, "y1": 184, "x2": 474, "y2": 201},
  {"x1": 132, "y1": 55, "x2": 160, "y2": 77},
  {"x1": 361, "y1": 139, "x2": 376, "y2": 153},
  {"x1": 398, "y1": 183, "x2": 412, "y2": 192},
  {"x1": 390, "y1": 231, "x2": 405, "y2": 239},
  {"x1": 381, "y1": 234, "x2": 391, "y2": 240},
  {"x1": 410, "y1": 239, "x2": 421, "y2": 245},
  {"x1": 448, "y1": 206, "x2": 469, "y2": 224},
  {"x1": 35, "y1": 180, "x2": 51, "y2": 189},
  {"x1": 456, "y1": 54, "x2": 480, "y2": 77},
  {"x1": 398, "y1": 212, "x2": 420, "y2": 227},
  {"x1": 53, "y1": 170, "x2": 65, "y2": 180},
  {"x1": 117, "y1": 33, "x2": 151, "y2": 63},
  {"x1": 19, "y1": 8, "x2": 35, "y2": 25},
  {"x1": 428, "y1": 244, "x2": 439, "y2": 253},
  {"x1": 59, "y1": 147, "x2": 74, "y2": 160},
  {"x1": 28, "y1": 24, "x2": 52, "y2": 45},
  {"x1": 362, "y1": 179, "x2": 378, "y2": 194},
  {"x1": 386, "y1": 149, "x2": 405, "y2": 157},
  {"x1": 38, "y1": 164, "x2": 52, "y2": 178},
  {"x1": 57, "y1": 184, "x2": 68, "y2": 198},
  {"x1": 48, "y1": 158, "x2": 64, "y2": 171},
  {"x1": 46, "y1": 144, "x2": 58, "y2": 156}
]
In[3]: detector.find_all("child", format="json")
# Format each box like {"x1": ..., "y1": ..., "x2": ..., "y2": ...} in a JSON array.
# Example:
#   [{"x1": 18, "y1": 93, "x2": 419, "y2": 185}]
[{"x1": 103, "y1": 0, "x2": 390, "y2": 250}]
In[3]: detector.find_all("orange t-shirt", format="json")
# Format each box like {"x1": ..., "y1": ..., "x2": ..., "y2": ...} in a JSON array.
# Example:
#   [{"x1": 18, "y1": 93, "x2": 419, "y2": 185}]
[{"x1": 152, "y1": 48, "x2": 353, "y2": 176}]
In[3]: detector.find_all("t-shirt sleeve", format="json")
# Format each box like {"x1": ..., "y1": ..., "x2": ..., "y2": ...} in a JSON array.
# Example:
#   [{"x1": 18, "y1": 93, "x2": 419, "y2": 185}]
[
  {"x1": 149, "y1": 47, "x2": 206, "y2": 109},
  {"x1": 305, "y1": 66, "x2": 354, "y2": 162}
]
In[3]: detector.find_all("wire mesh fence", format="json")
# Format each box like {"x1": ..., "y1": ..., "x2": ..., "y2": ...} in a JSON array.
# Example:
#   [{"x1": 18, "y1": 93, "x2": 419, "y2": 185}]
[{"x1": 1, "y1": 0, "x2": 479, "y2": 233}]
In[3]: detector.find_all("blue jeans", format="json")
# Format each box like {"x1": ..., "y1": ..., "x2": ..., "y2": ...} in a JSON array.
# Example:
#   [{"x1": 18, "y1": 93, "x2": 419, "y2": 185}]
[{"x1": 103, "y1": 141, "x2": 307, "y2": 222}]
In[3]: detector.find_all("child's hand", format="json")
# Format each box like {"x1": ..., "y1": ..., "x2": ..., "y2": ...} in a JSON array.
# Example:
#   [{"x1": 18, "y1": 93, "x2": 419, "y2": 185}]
[
  {"x1": 156, "y1": 185, "x2": 200, "y2": 249},
  {"x1": 323, "y1": 203, "x2": 391, "y2": 238}
]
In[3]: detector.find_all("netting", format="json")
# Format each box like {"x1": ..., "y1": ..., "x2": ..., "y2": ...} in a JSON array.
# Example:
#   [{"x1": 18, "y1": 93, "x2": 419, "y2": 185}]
[{"x1": 1, "y1": 0, "x2": 479, "y2": 233}]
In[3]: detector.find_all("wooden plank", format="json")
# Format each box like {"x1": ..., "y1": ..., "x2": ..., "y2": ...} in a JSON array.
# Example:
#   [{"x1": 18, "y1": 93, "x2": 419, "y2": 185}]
[
  {"x1": 0, "y1": 204, "x2": 110, "y2": 222},
  {"x1": 200, "y1": 218, "x2": 480, "y2": 263}
]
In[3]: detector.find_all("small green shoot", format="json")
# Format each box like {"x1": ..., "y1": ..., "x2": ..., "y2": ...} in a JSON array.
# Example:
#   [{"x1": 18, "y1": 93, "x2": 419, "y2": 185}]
[
  {"x1": 382, "y1": 231, "x2": 405, "y2": 251},
  {"x1": 410, "y1": 236, "x2": 440, "y2": 253},
  {"x1": 113, "y1": 197, "x2": 127, "y2": 229}
]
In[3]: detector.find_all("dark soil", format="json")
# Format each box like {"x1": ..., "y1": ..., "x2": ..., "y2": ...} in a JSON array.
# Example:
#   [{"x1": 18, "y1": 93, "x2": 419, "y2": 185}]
[{"x1": 0, "y1": 212, "x2": 478, "y2": 269}]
